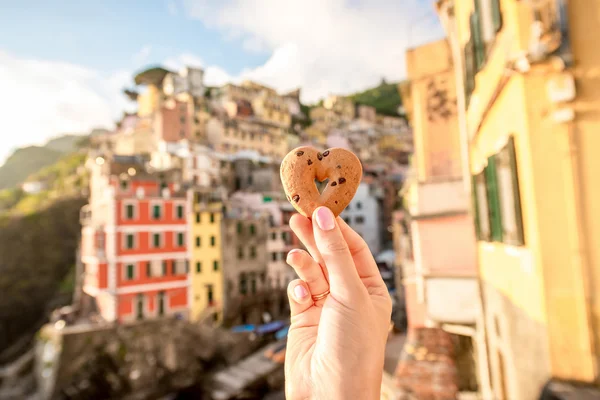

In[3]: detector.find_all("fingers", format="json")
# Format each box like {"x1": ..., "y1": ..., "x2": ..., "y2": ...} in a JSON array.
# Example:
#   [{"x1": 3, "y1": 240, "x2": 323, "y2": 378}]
[
  {"x1": 287, "y1": 249, "x2": 330, "y2": 305},
  {"x1": 337, "y1": 217, "x2": 382, "y2": 280},
  {"x1": 289, "y1": 213, "x2": 330, "y2": 282},
  {"x1": 287, "y1": 279, "x2": 312, "y2": 317},
  {"x1": 312, "y1": 207, "x2": 362, "y2": 300}
]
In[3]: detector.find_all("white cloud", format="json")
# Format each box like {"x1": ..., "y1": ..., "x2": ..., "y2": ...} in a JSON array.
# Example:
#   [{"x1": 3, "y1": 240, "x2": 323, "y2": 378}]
[
  {"x1": 182, "y1": 0, "x2": 445, "y2": 102},
  {"x1": 0, "y1": 50, "x2": 133, "y2": 164}
]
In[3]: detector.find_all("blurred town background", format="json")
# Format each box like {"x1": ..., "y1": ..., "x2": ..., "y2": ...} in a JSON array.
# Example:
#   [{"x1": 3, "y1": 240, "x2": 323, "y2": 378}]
[{"x1": 1, "y1": 0, "x2": 599, "y2": 399}]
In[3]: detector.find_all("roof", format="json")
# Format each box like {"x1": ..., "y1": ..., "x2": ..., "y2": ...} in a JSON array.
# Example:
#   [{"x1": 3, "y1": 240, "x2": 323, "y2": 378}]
[{"x1": 134, "y1": 66, "x2": 172, "y2": 86}]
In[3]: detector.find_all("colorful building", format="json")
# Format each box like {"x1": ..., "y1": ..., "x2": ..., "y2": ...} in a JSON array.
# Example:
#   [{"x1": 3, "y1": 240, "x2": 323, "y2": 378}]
[
  {"x1": 437, "y1": 0, "x2": 600, "y2": 398},
  {"x1": 80, "y1": 155, "x2": 189, "y2": 322},
  {"x1": 393, "y1": 38, "x2": 488, "y2": 398}
]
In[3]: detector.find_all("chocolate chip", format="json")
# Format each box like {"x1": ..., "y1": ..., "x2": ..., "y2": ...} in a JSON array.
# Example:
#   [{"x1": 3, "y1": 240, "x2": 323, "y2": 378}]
[
  {"x1": 292, "y1": 195, "x2": 300, "y2": 203},
  {"x1": 338, "y1": 178, "x2": 346, "y2": 184},
  {"x1": 331, "y1": 182, "x2": 337, "y2": 187},
  {"x1": 335, "y1": 201, "x2": 338, "y2": 204},
  {"x1": 323, "y1": 150, "x2": 330, "y2": 157},
  {"x1": 296, "y1": 151, "x2": 304, "y2": 156},
  {"x1": 336, "y1": 165, "x2": 342, "y2": 169},
  {"x1": 317, "y1": 152, "x2": 323, "y2": 161},
  {"x1": 308, "y1": 159, "x2": 313, "y2": 165}
]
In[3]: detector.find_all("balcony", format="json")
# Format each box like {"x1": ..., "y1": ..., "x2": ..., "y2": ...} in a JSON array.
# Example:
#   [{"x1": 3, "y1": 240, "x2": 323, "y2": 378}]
[
  {"x1": 424, "y1": 277, "x2": 480, "y2": 325},
  {"x1": 406, "y1": 178, "x2": 469, "y2": 217}
]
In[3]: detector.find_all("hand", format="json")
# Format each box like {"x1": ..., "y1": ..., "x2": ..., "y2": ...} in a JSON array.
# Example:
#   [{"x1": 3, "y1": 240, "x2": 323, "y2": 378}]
[{"x1": 284, "y1": 207, "x2": 392, "y2": 400}]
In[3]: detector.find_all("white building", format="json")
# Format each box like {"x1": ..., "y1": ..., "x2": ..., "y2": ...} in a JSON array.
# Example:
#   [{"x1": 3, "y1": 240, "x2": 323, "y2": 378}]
[{"x1": 340, "y1": 182, "x2": 382, "y2": 255}]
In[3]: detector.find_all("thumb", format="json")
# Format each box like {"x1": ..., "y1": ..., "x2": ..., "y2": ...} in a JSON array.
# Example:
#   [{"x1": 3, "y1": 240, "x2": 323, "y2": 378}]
[{"x1": 312, "y1": 207, "x2": 363, "y2": 302}]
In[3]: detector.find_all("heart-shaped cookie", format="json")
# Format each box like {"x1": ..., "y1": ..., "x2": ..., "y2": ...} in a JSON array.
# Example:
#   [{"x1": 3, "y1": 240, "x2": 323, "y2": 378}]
[{"x1": 280, "y1": 146, "x2": 363, "y2": 218}]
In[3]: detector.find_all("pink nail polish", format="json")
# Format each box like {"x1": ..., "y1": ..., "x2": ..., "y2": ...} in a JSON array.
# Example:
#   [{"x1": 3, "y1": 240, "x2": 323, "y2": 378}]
[
  {"x1": 294, "y1": 285, "x2": 308, "y2": 300},
  {"x1": 315, "y1": 207, "x2": 335, "y2": 231}
]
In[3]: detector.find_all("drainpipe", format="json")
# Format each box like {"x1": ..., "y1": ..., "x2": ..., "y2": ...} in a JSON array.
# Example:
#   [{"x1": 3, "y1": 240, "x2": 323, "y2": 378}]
[{"x1": 435, "y1": 1, "x2": 493, "y2": 398}]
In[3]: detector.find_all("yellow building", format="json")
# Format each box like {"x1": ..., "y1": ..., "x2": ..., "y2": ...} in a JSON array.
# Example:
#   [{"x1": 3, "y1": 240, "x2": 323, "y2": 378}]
[
  {"x1": 437, "y1": 0, "x2": 600, "y2": 398},
  {"x1": 188, "y1": 190, "x2": 224, "y2": 322}
]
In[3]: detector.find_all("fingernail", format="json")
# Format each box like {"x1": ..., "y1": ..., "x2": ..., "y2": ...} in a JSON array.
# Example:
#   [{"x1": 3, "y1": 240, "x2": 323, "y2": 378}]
[
  {"x1": 315, "y1": 207, "x2": 335, "y2": 231},
  {"x1": 294, "y1": 284, "x2": 308, "y2": 300}
]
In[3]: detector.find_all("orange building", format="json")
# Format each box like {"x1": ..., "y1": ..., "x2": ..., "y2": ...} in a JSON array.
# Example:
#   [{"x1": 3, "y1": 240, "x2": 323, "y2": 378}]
[{"x1": 80, "y1": 155, "x2": 189, "y2": 322}]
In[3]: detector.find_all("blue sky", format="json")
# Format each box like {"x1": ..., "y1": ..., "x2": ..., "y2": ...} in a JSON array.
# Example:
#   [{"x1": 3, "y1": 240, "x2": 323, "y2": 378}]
[
  {"x1": 0, "y1": 0, "x2": 443, "y2": 164},
  {"x1": 0, "y1": 1, "x2": 269, "y2": 79}
]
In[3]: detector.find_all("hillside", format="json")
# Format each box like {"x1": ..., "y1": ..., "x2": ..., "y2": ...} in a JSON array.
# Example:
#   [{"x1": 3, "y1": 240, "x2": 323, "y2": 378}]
[
  {"x1": 0, "y1": 134, "x2": 85, "y2": 190},
  {"x1": 0, "y1": 146, "x2": 64, "y2": 190},
  {"x1": 348, "y1": 80, "x2": 404, "y2": 116},
  {"x1": 0, "y1": 152, "x2": 88, "y2": 215}
]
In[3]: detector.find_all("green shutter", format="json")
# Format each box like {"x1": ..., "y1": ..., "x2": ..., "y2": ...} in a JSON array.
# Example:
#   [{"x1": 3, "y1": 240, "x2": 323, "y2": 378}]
[
  {"x1": 196, "y1": 212, "x2": 201, "y2": 223},
  {"x1": 162, "y1": 261, "x2": 167, "y2": 275},
  {"x1": 210, "y1": 213, "x2": 215, "y2": 223},
  {"x1": 504, "y1": 137, "x2": 525, "y2": 245},
  {"x1": 491, "y1": 0, "x2": 502, "y2": 33},
  {"x1": 177, "y1": 205, "x2": 184, "y2": 219},
  {"x1": 172, "y1": 261, "x2": 176, "y2": 275},
  {"x1": 153, "y1": 205, "x2": 161, "y2": 219},
  {"x1": 178, "y1": 233, "x2": 184, "y2": 246},
  {"x1": 471, "y1": 176, "x2": 482, "y2": 240},
  {"x1": 127, "y1": 264, "x2": 134, "y2": 280},
  {"x1": 470, "y1": 11, "x2": 485, "y2": 71},
  {"x1": 211, "y1": 236, "x2": 216, "y2": 247},
  {"x1": 127, "y1": 234, "x2": 134, "y2": 249},
  {"x1": 485, "y1": 156, "x2": 503, "y2": 242},
  {"x1": 250, "y1": 225, "x2": 256, "y2": 235},
  {"x1": 196, "y1": 262, "x2": 202, "y2": 273},
  {"x1": 213, "y1": 260, "x2": 219, "y2": 271},
  {"x1": 126, "y1": 204, "x2": 134, "y2": 219},
  {"x1": 154, "y1": 234, "x2": 160, "y2": 248},
  {"x1": 464, "y1": 38, "x2": 476, "y2": 106},
  {"x1": 147, "y1": 262, "x2": 152, "y2": 277},
  {"x1": 237, "y1": 222, "x2": 243, "y2": 234},
  {"x1": 196, "y1": 236, "x2": 201, "y2": 248}
]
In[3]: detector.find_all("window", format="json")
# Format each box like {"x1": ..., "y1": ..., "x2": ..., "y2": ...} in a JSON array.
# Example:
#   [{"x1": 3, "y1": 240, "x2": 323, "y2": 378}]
[
  {"x1": 177, "y1": 232, "x2": 185, "y2": 247},
  {"x1": 356, "y1": 202, "x2": 362, "y2": 210},
  {"x1": 238, "y1": 247, "x2": 244, "y2": 260},
  {"x1": 271, "y1": 232, "x2": 277, "y2": 240},
  {"x1": 152, "y1": 204, "x2": 162, "y2": 220},
  {"x1": 250, "y1": 224, "x2": 256, "y2": 235},
  {"x1": 153, "y1": 233, "x2": 161, "y2": 248},
  {"x1": 125, "y1": 204, "x2": 135, "y2": 220},
  {"x1": 495, "y1": 137, "x2": 524, "y2": 245},
  {"x1": 474, "y1": 172, "x2": 491, "y2": 241},
  {"x1": 207, "y1": 285, "x2": 214, "y2": 305},
  {"x1": 196, "y1": 262, "x2": 202, "y2": 273},
  {"x1": 126, "y1": 264, "x2": 135, "y2": 280},
  {"x1": 120, "y1": 179, "x2": 129, "y2": 191},
  {"x1": 196, "y1": 212, "x2": 201, "y2": 223},
  {"x1": 210, "y1": 235, "x2": 216, "y2": 247},
  {"x1": 171, "y1": 260, "x2": 177, "y2": 275},
  {"x1": 250, "y1": 246, "x2": 257, "y2": 259},
  {"x1": 240, "y1": 273, "x2": 248, "y2": 295},
  {"x1": 125, "y1": 234, "x2": 135, "y2": 249},
  {"x1": 237, "y1": 222, "x2": 243, "y2": 234},
  {"x1": 196, "y1": 236, "x2": 201, "y2": 248},
  {"x1": 136, "y1": 294, "x2": 144, "y2": 320},
  {"x1": 485, "y1": 155, "x2": 503, "y2": 242},
  {"x1": 281, "y1": 232, "x2": 287, "y2": 241},
  {"x1": 271, "y1": 252, "x2": 277, "y2": 261},
  {"x1": 157, "y1": 292, "x2": 165, "y2": 316},
  {"x1": 251, "y1": 273, "x2": 257, "y2": 294},
  {"x1": 355, "y1": 216, "x2": 365, "y2": 224},
  {"x1": 176, "y1": 205, "x2": 184, "y2": 219},
  {"x1": 213, "y1": 260, "x2": 219, "y2": 271},
  {"x1": 209, "y1": 213, "x2": 215, "y2": 223},
  {"x1": 162, "y1": 260, "x2": 168, "y2": 276},
  {"x1": 344, "y1": 217, "x2": 350, "y2": 225},
  {"x1": 146, "y1": 262, "x2": 152, "y2": 278}
]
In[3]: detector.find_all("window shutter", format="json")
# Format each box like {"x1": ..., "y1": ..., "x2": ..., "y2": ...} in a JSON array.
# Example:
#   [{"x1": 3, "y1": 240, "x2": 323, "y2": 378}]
[
  {"x1": 485, "y1": 156, "x2": 503, "y2": 242},
  {"x1": 471, "y1": 176, "x2": 482, "y2": 239},
  {"x1": 470, "y1": 12, "x2": 485, "y2": 71},
  {"x1": 491, "y1": 0, "x2": 502, "y2": 33},
  {"x1": 464, "y1": 38, "x2": 476, "y2": 106},
  {"x1": 508, "y1": 137, "x2": 525, "y2": 244}
]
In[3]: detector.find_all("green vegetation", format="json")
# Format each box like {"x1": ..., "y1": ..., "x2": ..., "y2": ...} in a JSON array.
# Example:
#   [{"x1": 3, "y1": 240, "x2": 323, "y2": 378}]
[
  {"x1": 348, "y1": 80, "x2": 404, "y2": 116},
  {"x1": 0, "y1": 134, "x2": 86, "y2": 190},
  {"x1": 0, "y1": 146, "x2": 64, "y2": 190},
  {"x1": 0, "y1": 196, "x2": 86, "y2": 353}
]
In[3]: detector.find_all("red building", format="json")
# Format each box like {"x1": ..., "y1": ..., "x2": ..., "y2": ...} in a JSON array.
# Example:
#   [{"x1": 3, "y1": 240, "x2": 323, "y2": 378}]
[{"x1": 80, "y1": 155, "x2": 189, "y2": 322}]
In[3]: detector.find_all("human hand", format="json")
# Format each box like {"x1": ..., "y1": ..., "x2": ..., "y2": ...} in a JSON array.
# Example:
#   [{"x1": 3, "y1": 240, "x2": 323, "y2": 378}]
[{"x1": 284, "y1": 206, "x2": 392, "y2": 400}]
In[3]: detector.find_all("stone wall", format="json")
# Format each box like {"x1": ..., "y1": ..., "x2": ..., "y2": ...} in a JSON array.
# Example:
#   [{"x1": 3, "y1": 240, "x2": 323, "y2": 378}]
[{"x1": 394, "y1": 327, "x2": 459, "y2": 400}]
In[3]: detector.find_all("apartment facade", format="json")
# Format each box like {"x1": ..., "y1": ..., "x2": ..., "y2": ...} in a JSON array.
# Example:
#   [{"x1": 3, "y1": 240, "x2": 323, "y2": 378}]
[
  {"x1": 80, "y1": 155, "x2": 189, "y2": 322},
  {"x1": 395, "y1": 38, "x2": 488, "y2": 398},
  {"x1": 437, "y1": 0, "x2": 600, "y2": 398}
]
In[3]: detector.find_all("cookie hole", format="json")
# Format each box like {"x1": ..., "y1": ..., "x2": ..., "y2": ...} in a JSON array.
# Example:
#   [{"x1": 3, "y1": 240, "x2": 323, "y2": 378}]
[{"x1": 314, "y1": 178, "x2": 329, "y2": 195}]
